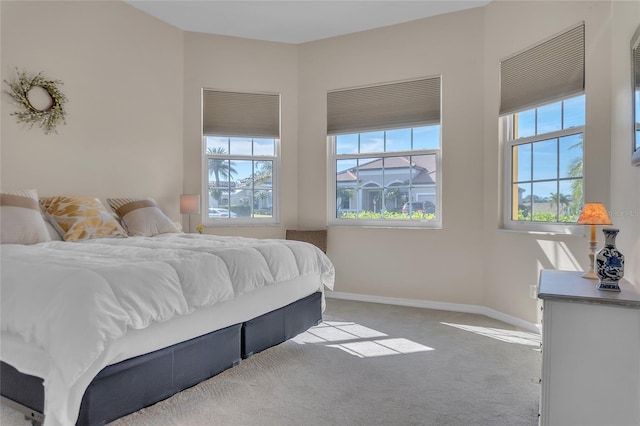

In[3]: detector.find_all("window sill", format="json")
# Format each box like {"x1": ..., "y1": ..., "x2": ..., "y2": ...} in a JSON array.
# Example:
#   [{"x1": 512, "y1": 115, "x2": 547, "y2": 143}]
[
  {"x1": 499, "y1": 225, "x2": 585, "y2": 238},
  {"x1": 202, "y1": 220, "x2": 281, "y2": 227},
  {"x1": 328, "y1": 221, "x2": 443, "y2": 230}
]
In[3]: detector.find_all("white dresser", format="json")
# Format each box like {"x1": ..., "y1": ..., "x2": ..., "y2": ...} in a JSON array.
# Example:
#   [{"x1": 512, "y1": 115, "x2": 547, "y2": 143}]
[{"x1": 537, "y1": 270, "x2": 640, "y2": 426}]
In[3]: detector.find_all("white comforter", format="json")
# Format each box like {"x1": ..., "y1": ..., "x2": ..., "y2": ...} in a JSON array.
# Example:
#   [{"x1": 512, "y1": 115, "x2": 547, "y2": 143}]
[{"x1": 0, "y1": 233, "x2": 334, "y2": 426}]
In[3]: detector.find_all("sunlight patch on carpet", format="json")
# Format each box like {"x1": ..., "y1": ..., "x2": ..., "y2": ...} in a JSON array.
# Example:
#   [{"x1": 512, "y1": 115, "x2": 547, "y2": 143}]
[
  {"x1": 440, "y1": 322, "x2": 541, "y2": 347},
  {"x1": 292, "y1": 321, "x2": 434, "y2": 358},
  {"x1": 327, "y1": 338, "x2": 434, "y2": 358}
]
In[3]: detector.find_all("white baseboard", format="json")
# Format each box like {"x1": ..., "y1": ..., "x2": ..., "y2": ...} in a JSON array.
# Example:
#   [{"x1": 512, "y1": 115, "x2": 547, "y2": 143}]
[{"x1": 325, "y1": 291, "x2": 541, "y2": 334}]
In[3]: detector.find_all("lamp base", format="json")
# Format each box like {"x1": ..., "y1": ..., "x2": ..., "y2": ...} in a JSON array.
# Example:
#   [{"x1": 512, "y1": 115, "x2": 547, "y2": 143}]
[
  {"x1": 581, "y1": 270, "x2": 598, "y2": 280},
  {"x1": 582, "y1": 238, "x2": 598, "y2": 280}
]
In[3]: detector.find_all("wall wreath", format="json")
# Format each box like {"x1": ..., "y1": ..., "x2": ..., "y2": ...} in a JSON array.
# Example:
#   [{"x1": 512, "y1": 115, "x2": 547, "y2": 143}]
[{"x1": 4, "y1": 69, "x2": 68, "y2": 134}]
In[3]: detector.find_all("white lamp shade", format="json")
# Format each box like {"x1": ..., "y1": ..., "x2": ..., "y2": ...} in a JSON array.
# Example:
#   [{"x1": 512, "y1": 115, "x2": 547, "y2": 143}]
[{"x1": 180, "y1": 194, "x2": 201, "y2": 214}]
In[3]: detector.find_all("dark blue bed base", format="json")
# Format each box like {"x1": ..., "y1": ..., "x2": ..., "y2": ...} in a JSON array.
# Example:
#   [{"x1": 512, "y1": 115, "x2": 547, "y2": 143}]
[{"x1": 0, "y1": 291, "x2": 322, "y2": 426}]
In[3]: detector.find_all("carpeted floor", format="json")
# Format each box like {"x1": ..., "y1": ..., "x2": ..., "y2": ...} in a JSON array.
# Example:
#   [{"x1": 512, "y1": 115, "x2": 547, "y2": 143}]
[{"x1": 1, "y1": 299, "x2": 542, "y2": 426}]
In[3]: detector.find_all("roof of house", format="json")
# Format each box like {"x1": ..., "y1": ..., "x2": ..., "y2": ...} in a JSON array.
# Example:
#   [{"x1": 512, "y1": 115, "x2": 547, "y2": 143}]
[{"x1": 337, "y1": 155, "x2": 436, "y2": 184}]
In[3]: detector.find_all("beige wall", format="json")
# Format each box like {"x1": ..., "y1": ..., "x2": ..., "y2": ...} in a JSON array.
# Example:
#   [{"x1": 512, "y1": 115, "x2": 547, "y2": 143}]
[
  {"x1": 298, "y1": 1, "x2": 639, "y2": 323},
  {"x1": 181, "y1": 32, "x2": 298, "y2": 236},
  {"x1": 0, "y1": 1, "x2": 184, "y2": 216},
  {"x1": 298, "y1": 8, "x2": 487, "y2": 306},
  {"x1": 481, "y1": 0, "x2": 640, "y2": 321},
  {"x1": 610, "y1": 0, "x2": 640, "y2": 289},
  {"x1": 2, "y1": 0, "x2": 638, "y2": 324},
  {"x1": 482, "y1": 1, "x2": 620, "y2": 322}
]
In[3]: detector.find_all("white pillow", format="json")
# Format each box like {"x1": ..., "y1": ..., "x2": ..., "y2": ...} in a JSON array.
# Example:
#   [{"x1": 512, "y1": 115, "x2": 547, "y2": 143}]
[
  {"x1": 0, "y1": 189, "x2": 51, "y2": 244},
  {"x1": 44, "y1": 218, "x2": 63, "y2": 241},
  {"x1": 107, "y1": 197, "x2": 179, "y2": 237}
]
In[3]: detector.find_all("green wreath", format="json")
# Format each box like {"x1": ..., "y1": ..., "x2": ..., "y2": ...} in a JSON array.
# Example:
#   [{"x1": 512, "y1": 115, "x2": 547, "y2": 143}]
[{"x1": 4, "y1": 70, "x2": 68, "y2": 134}]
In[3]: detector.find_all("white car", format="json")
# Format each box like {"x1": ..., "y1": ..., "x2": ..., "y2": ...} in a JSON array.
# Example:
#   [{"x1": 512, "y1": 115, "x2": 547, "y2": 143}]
[{"x1": 208, "y1": 208, "x2": 237, "y2": 218}]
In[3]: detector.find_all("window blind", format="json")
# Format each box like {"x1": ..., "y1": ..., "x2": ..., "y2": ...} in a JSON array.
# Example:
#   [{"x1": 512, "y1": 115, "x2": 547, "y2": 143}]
[
  {"x1": 500, "y1": 23, "x2": 584, "y2": 116},
  {"x1": 202, "y1": 90, "x2": 280, "y2": 138},
  {"x1": 327, "y1": 77, "x2": 441, "y2": 135},
  {"x1": 634, "y1": 45, "x2": 640, "y2": 89}
]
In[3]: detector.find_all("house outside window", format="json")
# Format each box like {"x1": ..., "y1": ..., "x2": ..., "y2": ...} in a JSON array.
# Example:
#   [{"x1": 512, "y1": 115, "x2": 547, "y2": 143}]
[
  {"x1": 327, "y1": 77, "x2": 442, "y2": 228},
  {"x1": 331, "y1": 126, "x2": 440, "y2": 227},
  {"x1": 202, "y1": 89, "x2": 280, "y2": 225}
]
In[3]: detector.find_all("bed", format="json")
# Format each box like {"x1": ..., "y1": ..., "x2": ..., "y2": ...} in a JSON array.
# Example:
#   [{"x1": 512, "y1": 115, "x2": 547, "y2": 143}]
[{"x1": 0, "y1": 193, "x2": 335, "y2": 426}]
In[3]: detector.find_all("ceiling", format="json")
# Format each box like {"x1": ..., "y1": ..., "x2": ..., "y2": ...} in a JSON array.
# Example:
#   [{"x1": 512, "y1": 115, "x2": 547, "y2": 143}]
[{"x1": 125, "y1": 1, "x2": 491, "y2": 44}]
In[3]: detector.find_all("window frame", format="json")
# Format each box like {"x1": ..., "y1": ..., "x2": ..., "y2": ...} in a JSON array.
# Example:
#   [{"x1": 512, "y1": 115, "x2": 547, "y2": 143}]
[
  {"x1": 201, "y1": 136, "x2": 281, "y2": 227},
  {"x1": 502, "y1": 98, "x2": 585, "y2": 234},
  {"x1": 328, "y1": 127, "x2": 442, "y2": 229}
]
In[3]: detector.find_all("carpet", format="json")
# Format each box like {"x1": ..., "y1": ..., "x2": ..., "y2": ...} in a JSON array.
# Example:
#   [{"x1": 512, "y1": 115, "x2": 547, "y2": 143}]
[{"x1": 1, "y1": 299, "x2": 541, "y2": 425}]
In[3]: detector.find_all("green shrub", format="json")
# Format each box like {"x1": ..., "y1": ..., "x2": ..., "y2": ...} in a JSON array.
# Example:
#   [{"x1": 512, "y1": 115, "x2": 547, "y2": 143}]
[
  {"x1": 339, "y1": 211, "x2": 436, "y2": 220},
  {"x1": 517, "y1": 209, "x2": 578, "y2": 223},
  {"x1": 231, "y1": 205, "x2": 251, "y2": 217}
]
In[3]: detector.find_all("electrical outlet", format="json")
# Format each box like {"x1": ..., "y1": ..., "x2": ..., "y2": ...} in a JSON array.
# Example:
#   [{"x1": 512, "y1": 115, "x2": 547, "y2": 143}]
[{"x1": 530, "y1": 284, "x2": 538, "y2": 299}]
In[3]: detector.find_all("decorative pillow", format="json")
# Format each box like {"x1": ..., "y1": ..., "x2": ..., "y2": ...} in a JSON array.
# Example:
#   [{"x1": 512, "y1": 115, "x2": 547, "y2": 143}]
[
  {"x1": 44, "y1": 218, "x2": 63, "y2": 241},
  {"x1": 107, "y1": 197, "x2": 179, "y2": 237},
  {"x1": 0, "y1": 189, "x2": 51, "y2": 244},
  {"x1": 41, "y1": 196, "x2": 127, "y2": 241}
]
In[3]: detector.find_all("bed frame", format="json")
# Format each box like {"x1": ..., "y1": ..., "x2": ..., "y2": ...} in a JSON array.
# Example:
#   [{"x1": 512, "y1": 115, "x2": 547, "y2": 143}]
[{"x1": 1, "y1": 291, "x2": 322, "y2": 426}]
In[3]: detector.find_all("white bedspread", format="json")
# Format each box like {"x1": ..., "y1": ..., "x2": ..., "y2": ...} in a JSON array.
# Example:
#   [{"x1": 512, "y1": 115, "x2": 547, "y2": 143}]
[{"x1": 0, "y1": 233, "x2": 334, "y2": 426}]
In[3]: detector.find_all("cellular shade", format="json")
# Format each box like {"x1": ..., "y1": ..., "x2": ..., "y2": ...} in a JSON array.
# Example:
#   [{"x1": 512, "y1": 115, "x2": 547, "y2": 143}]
[
  {"x1": 500, "y1": 23, "x2": 584, "y2": 115},
  {"x1": 327, "y1": 77, "x2": 441, "y2": 135},
  {"x1": 203, "y1": 90, "x2": 280, "y2": 138},
  {"x1": 634, "y1": 46, "x2": 640, "y2": 89}
]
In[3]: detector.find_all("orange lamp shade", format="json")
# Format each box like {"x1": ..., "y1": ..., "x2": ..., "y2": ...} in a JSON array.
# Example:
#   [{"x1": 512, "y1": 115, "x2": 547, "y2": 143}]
[{"x1": 577, "y1": 203, "x2": 612, "y2": 226}]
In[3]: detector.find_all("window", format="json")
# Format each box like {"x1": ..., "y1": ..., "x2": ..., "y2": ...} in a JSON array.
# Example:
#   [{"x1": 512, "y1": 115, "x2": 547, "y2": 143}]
[
  {"x1": 331, "y1": 126, "x2": 440, "y2": 227},
  {"x1": 500, "y1": 23, "x2": 585, "y2": 232},
  {"x1": 328, "y1": 77, "x2": 441, "y2": 228},
  {"x1": 505, "y1": 95, "x2": 585, "y2": 228},
  {"x1": 202, "y1": 90, "x2": 280, "y2": 225},
  {"x1": 204, "y1": 137, "x2": 276, "y2": 221}
]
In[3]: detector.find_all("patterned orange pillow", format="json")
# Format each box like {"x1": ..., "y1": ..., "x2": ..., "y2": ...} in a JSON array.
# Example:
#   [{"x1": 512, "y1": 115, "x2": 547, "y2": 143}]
[{"x1": 42, "y1": 196, "x2": 127, "y2": 241}]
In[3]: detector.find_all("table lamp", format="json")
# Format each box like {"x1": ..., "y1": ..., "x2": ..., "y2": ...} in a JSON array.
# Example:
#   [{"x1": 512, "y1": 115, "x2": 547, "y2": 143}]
[
  {"x1": 180, "y1": 194, "x2": 201, "y2": 233},
  {"x1": 576, "y1": 202, "x2": 612, "y2": 279}
]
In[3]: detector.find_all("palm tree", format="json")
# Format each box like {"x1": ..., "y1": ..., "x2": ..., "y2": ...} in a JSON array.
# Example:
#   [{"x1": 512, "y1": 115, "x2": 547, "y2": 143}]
[
  {"x1": 549, "y1": 192, "x2": 570, "y2": 216},
  {"x1": 336, "y1": 187, "x2": 354, "y2": 210},
  {"x1": 255, "y1": 191, "x2": 270, "y2": 212},
  {"x1": 384, "y1": 187, "x2": 406, "y2": 212},
  {"x1": 567, "y1": 137, "x2": 583, "y2": 216},
  {"x1": 207, "y1": 147, "x2": 237, "y2": 183},
  {"x1": 254, "y1": 161, "x2": 272, "y2": 186},
  {"x1": 207, "y1": 147, "x2": 237, "y2": 202},
  {"x1": 257, "y1": 160, "x2": 272, "y2": 174}
]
